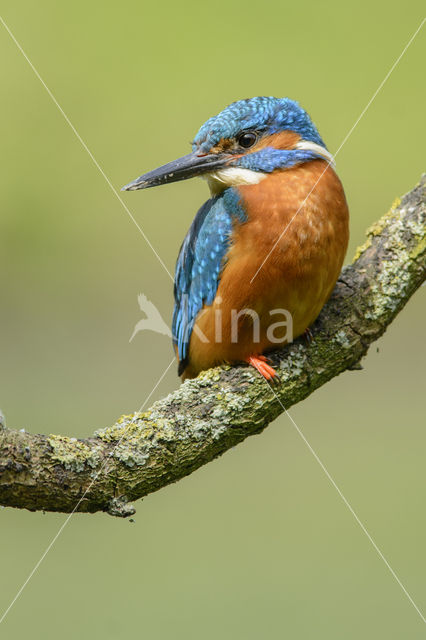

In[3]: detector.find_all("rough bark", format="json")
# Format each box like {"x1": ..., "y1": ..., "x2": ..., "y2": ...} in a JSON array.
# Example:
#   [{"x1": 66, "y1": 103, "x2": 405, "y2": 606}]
[{"x1": 1, "y1": 177, "x2": 425, "y2": 517}]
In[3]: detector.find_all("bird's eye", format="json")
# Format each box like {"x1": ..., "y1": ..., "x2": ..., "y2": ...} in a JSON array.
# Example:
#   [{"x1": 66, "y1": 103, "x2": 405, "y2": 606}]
[{"x1": 237, "y1": 131, "x2": 257, "y2": 149}]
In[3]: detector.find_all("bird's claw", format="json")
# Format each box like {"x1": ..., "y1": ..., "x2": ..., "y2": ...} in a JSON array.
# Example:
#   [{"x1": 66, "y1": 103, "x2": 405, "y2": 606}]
[{"x1": 246, "y1": 355, "x2": 279, "y2": 384}]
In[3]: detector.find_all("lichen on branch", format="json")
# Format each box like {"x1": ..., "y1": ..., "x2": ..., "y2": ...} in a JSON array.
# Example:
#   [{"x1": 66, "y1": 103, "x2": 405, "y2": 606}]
[{"x1": 0, "y1": 176, "x2": 425, "y2": 517}]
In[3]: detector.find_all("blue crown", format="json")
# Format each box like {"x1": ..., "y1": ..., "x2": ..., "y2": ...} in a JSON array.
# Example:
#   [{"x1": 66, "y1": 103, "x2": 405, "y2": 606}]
[{"x1": 193, "y1": 96, "x2": 325, "y2": 152}]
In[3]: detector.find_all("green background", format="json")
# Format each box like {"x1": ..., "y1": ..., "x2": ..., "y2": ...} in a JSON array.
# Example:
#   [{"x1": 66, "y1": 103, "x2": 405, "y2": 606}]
[{"x1": 0, "y1": 1, "x2": 425, "y2": 638}]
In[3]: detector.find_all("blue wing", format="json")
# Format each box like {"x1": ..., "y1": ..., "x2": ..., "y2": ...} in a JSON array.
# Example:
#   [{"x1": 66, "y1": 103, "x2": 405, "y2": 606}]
[{"x1": 172, "y1": 190, "x2": 245, "y2": 374}]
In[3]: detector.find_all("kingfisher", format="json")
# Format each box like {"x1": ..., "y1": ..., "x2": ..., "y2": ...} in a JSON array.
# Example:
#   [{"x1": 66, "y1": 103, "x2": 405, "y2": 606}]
[{"x1": 123, "y1": 97, "x2": 349, "y2": 381}]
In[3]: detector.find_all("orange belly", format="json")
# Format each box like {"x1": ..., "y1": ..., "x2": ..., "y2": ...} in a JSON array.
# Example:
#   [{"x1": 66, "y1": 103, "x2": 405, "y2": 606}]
[{"x1": 182, "y1": 160, "x2": 349, "y2": 379}]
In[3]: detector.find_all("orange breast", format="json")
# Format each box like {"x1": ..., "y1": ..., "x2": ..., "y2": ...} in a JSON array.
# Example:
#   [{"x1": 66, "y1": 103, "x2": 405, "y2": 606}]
[{"x1": 183, "y1": 160, "x2": 349, "y2": 379}]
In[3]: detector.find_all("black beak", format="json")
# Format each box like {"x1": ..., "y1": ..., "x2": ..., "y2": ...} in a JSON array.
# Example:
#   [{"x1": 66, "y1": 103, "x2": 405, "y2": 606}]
[{"x1": 121, "y1": 151, "x2": 230, "y2": 191}]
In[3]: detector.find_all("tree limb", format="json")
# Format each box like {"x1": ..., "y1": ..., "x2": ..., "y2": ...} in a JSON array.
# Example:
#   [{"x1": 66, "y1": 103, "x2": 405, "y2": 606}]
[{"x1": 1, "y1": 176, "x2": 425, "y2": 517}]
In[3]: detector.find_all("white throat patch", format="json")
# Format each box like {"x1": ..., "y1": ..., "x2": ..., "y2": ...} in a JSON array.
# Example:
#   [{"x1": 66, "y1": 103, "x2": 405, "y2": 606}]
[{"x1": 206, "y1": 167, "x2": 266, "y2": 194}]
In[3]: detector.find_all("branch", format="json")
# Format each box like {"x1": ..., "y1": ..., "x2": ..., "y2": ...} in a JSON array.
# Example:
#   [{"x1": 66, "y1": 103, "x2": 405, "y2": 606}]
[{"x1": 1, "y1": 177, "x2": 425, "y2": 517}]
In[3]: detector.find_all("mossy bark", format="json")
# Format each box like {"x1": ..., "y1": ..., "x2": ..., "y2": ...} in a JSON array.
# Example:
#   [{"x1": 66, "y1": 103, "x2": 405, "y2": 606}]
[{"x1": 1, "y1": 176, "x2": 425, "y2": 517}]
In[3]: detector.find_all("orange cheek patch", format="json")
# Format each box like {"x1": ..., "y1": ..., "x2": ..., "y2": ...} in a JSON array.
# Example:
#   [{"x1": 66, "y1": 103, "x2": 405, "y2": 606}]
[{"x1": 250, "y1": 130, "x2": 301, "y2": 153}]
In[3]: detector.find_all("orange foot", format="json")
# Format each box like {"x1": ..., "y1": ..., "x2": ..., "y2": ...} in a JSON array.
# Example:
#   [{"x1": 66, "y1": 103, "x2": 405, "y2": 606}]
[{"x1": 246, "y1": 355, "x2": 278, "y2": 382}]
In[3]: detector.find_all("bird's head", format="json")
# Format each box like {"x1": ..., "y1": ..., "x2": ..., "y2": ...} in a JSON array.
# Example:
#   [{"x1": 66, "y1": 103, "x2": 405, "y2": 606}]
[{"x1": 122, "y1": 97, "x2": 334, "y2": 194}]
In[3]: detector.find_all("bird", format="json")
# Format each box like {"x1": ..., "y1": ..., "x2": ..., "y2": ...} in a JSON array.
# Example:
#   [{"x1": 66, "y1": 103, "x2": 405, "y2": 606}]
[{"x1": 122, "y1": 97, "x2": 349, "y2": 381}]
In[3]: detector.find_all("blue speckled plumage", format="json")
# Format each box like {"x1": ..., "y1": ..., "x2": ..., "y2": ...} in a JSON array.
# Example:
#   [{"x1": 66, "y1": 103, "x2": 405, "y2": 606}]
[
  {"x1": 193, "y1": 97, "x2": 325, "y2": 152},
  {"x1": 235, "y1": 147, "x2": 321, "y2": 173},
  {"x1": 172, "y1": 188, "x2": 246, "y2": 373}
]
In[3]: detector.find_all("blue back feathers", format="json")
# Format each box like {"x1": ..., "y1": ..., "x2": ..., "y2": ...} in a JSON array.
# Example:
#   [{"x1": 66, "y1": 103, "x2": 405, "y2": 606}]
[{"x1": 172, "y1": 189, "x2": 246, "y2": 373}]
